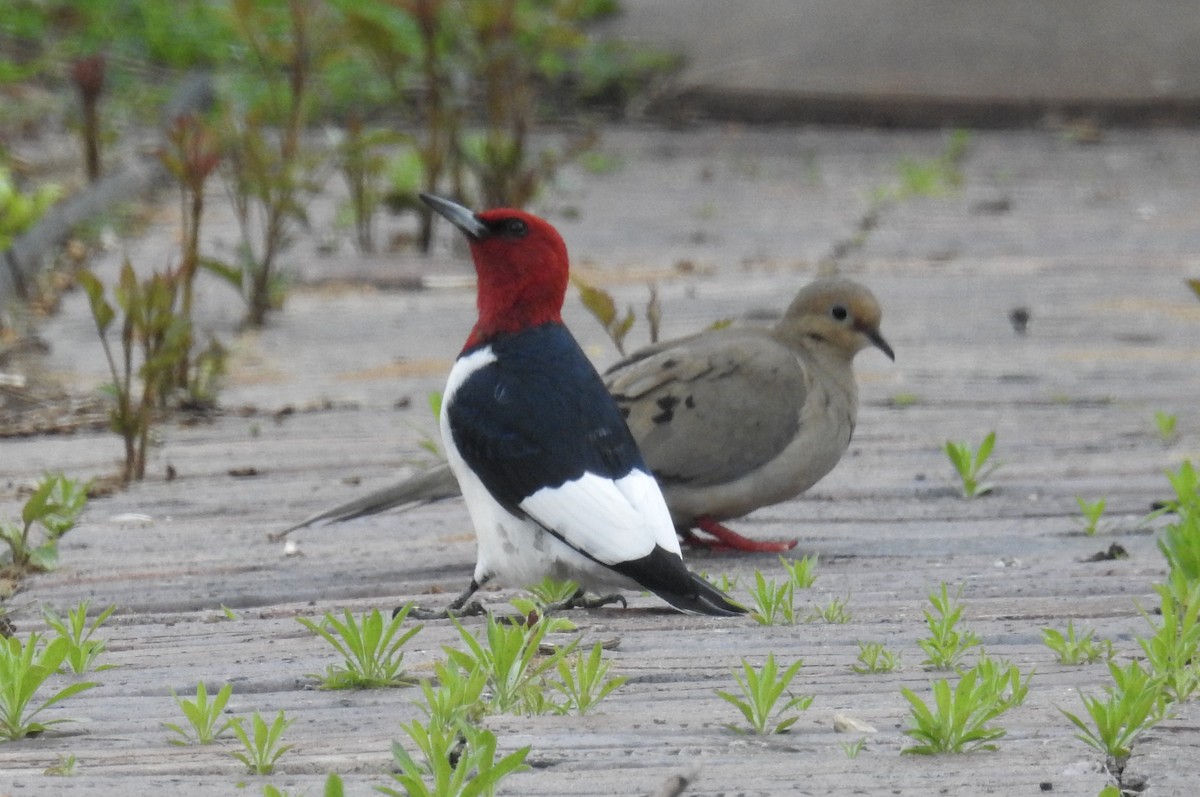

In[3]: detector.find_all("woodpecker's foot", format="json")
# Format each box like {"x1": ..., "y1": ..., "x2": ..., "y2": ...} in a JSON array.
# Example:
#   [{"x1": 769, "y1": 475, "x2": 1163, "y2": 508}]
[
  {"x1": 545, "y1": 589, "x2": 628, "y2": 612},
  {"x1": 682, "y1": 517, "x2": 798, "y2": 553},
  {"x1": 570, "y1": 591, "x2": 628, "y2": 610},
  {"x1": 406, "y1": 600, "x2": 486, "y2": 621}
]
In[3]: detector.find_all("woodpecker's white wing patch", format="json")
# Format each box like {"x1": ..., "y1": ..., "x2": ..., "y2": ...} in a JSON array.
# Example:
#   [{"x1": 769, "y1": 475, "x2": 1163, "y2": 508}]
[{"x1": 519, "y1": 470, "x2": 681, "y2": 566}]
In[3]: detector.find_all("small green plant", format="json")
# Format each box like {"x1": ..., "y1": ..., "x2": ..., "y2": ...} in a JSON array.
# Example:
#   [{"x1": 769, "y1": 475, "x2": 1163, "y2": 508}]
[
  {"x1": 918, "y1": 583, "x2": 982, "y2": 671},
  {"x1": 1060, "y1": 660, "x2": 1165, "y2": 765},
  {"x1": 298, "y1": 604, "x2": 423, "y2": 689},
  {"x1": 573, "y1": 276, "x2": 664, "y2": 355},
  {"x1": 841, "y1": 738, "x2": 866, "y2": 759},
  {"x1": 0, "y1": 634, "x2": 97, "y2": 740},
  {"x1": 746, "y1": 571, "x2": 797, "y2": 626},
  {"x1": 165, "y1": 681, "x2": 236, "y2": 745},
  {"x1": 79, "y1": 263, "x2": 192, "y2": 483},
  {"x1": 264, "y1": 772, "x2": 344, "y2": 797},
  {"x1": 0, "y1": 165, "x2": 61, "y2": 254},
  {"x1": 0, "y1": 473, "x2": 89, "y2": 573},
  {"x1": 550, "y1": 642, "x2": 627, "y2": 716},
  {"x1": 879, "y1": 130, "x2": 970, "y2": 202},
  {"x1": 334, "y1": 115, "x2": 404, "y2": 254},
  {"x1": 216, "y1": 0, "x2": 324, "y2": 327},
  {"x1": 902, "y1": 656, "x2": 1031, "y2": 754},
  {"x1": 852, "y1": 641, "x2": 900, "y2": 674},
  {"x1": 944, "y1": 431, "x2": 999, "y2": 498},
  {"x1": 159, "y1": 112, "x2": 224, "y2": 400},
  {"x1": 415, "y1": 660, "x2": 489, "y2": 735},
  {"x1": 1042, "y1": 621, "x2": 1111, "y2": 666},
  {"x1": 780, "y1": 554, "x2": 818, "y2": 589},
  {"x1": 1153, "y1": 411, "x2": 1178, "y2": 444},
  {"x1": 445, "y1": 613, "x2": 571, "y2": 715},
  {"x1": 890, "y1": 392, "x2": 921, "y2": 408},
  {"x1": 42, "y1": 601, "x2": 115, "y2": 674},
  {"x1": 1076, "y1": 497, "x2": 1109, "y2": 536},
  {"x1": 382, "y1": 719, "x2": 530, "y2": 797},
  {"x1": 1162, "y1": 459, "x2": 1200, "y2": 514},
  {"x1": 510, "y1": 576, "x2": 583, "y2": 624},
  {"x1": 716, "y1": 654, "x2": 814, "y2": 735},
  {"x1": 573, "y1": 275, "x2": 636, "y2": 355},
  {"x1": 1157, "y1": 461, "x2": 1200, "y2": 582},
  {"x1": 44, "y1": 753, "x2": 77, "y2": 776},
  {"x1": 230, "y1": 710, "x2": 294, "y2": 776},
  {"x1": 1138, "y1": 574, "x2": 1200, "y2": 704},
  {"x1": 414, "y1": 391, "x2": 444, "y2": 458},
  {"x1": 807, "y1": 594, "x2": 852, "y2": 624}
]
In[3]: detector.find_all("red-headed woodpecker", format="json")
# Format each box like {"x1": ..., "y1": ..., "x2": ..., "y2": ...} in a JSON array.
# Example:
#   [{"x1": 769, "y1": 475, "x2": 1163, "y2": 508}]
[{"x1": 420, "y1": 193, "x2": 743, "y2": 617}]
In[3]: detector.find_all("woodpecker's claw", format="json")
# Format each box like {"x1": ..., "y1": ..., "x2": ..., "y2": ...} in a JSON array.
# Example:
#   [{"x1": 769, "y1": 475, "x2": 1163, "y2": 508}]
[
  {"x1": 542, "y1": 589, "x2": 628, "y2": 613},
  {"x1": 406, "y1": 600, "x2": 487, "y2": 621},
  {"x1": 682, "y1": 517, "x2": 799, "y2": 553}
]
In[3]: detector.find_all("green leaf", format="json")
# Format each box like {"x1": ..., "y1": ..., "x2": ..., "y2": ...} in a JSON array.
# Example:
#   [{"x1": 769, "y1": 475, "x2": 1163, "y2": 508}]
[{"x1": 77, "y1": 270, "x2": 115, "y2": 333}]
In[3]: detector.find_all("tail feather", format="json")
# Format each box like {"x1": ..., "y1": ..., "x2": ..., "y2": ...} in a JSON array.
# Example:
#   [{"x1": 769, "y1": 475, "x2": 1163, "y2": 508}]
[
  {"x1": 276, "y1": 463, "x2": 461, "y2": 537},
  {"x1": 656, "y1": 573, "x2": 746, "y2": 617}
]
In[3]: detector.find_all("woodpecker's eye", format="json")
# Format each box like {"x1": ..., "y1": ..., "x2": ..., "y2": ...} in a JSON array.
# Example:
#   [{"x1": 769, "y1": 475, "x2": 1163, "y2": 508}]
[
  {"x1": 831, "y1": 304, "x2": 849, "y2": 321},
  {"x1": 503, "y1": 218, "x2": 528, "y2": 237}
]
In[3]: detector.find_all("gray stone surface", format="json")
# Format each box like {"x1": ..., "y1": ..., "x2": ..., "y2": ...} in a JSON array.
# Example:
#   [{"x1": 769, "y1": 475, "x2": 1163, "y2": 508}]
[{"x1": 1, "y1": 126, "x2": 1199, "y2": 795}]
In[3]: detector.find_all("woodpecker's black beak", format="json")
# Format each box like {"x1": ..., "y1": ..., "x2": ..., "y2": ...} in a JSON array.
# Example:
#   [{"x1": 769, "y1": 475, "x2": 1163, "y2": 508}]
[{"x1": 420, "y1": 193, "x2": 489, "y2": 240}]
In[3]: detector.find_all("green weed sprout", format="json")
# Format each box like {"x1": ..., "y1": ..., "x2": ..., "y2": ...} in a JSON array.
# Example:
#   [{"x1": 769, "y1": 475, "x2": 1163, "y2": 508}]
[
  {"x1": 902, "y1": 656, "x2": 1031, "y2": 754},
  {"x1": 42, "y1": 601, "x2": 115, "y2": 674},
  {"x1": 780, "y1": 554, "x2": 818, "y2": 589},
  {"x1": 1153, "y1": 411, "x2": 1178, "y2": 444},
  {"x1": 944, "y1": 431, "x2": 998, "y2": 498},
  {"x1": 716, "y1": 654, "x2": 814, "y2": 735},
  {"x1": 0, "y1": 634, "x2": 97, "y2": 740},
  {"x1": 852, "y1": 641, "x2": 900, "y2": 674},
  {"x1": 1060, "y1": 660, "x2": 1165, "y2": 765},
  {"x1": 747, "y1": 571, "x2": 797, "y2": 626},
  {"x1": 508, "y1": 576, "x2": 581, "y2": 632},
  {"x1": 297, "y1": 605, "x2": 422, "y2": 689},
  {"x1": 1075, "y1": 497, "x2": 1108, "y2": 536},
  {"x1": 43, "y1": 753, "x2": 77, "y2": 776},
  {"x1": 0, "y1": 473, "x2": 89, "y2": 572},
  {"x1": 1138, "y1": 574, "x2": 1200, "y2": 704},
  {"x1": 165, "y1": 682, "x2": 236, "y2": 745},
  {"x1": 841, "y1": 738, "x2": 866, "y2": 759},
  {"x1": 230, "y1": 710, "x2": 294, "y2": 775},
  {"x1": 264, "y1": 772, "x2": 344, "y2": 797},
  {"x1": 382, "y1": 720, "x2": 530, "y2": 797},
  {"x1": 1157, "y1": 461, "x2": 1200, "y2": 582},
  {"x1": 919, "y1": 583, "x2": 982, "y2": 670},
  {"x1": 415, "y1": 660, "x2": 489, "y2": 734},
  {"x1": 445, "y1": 613, "x2": 573, "y2": 715},
  {"x1": 550, "y1": 642, "x2": 627, "y2": 715},
  {"x1": 1042, "y1": 621, "x2": 1111, "y2": 666},
  {"x1": 807, "y1": 594, "x2": 852, "y2": 624}
]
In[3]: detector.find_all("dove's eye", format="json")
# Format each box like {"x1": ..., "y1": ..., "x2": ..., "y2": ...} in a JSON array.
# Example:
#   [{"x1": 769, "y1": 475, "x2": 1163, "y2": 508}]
[{"x1": 831, "y1": 304, "x2": 849, "y2": 321}]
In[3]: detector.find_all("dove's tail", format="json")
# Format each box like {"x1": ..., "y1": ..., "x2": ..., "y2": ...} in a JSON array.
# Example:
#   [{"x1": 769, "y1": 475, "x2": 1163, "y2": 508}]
[{"x1": 274, "y1": 462, "x2": 461, "y2": 539}]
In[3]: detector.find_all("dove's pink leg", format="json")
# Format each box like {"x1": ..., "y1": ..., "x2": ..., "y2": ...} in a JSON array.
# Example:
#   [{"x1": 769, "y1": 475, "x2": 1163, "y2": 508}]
[{"x1": 684, "y1": 516, "x2": 799, "y2": 553}]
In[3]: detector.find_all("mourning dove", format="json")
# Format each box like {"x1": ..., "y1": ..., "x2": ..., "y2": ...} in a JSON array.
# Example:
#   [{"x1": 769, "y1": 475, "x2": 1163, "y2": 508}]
[{"x1": 279, "y1": 278, "x2": 893, "y2": 552}]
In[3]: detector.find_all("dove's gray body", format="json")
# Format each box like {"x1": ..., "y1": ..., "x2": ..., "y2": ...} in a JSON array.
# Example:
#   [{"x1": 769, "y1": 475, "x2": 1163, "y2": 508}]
[{"x1": 606, "y1": 324, "x2": 858, "y2": 525}]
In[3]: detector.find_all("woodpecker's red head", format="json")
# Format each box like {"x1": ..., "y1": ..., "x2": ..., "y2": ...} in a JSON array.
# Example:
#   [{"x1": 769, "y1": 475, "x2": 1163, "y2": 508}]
[{"x1": 422, "y1": 194, "x2": 569, "y2": 349}]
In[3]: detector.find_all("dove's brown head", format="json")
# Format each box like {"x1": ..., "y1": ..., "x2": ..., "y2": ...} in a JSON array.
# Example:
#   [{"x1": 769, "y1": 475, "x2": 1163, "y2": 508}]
[{"x1": 774, "y1": 278, "x2": 894, "y2": 362}]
